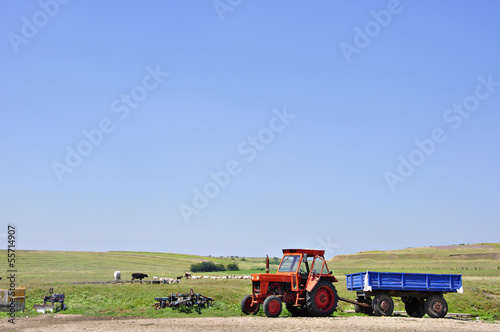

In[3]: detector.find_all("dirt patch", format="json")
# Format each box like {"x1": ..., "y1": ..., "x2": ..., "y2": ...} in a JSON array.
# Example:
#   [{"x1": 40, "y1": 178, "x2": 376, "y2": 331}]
[{"x1": 1, "y1": 315, "x2": 499, "y2": 332}]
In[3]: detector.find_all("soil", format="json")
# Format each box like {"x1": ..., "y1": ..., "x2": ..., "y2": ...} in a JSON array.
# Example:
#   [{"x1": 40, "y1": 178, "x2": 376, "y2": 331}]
[{"x1": 1, "y1": 314, "x2": 499, "y2": 332}]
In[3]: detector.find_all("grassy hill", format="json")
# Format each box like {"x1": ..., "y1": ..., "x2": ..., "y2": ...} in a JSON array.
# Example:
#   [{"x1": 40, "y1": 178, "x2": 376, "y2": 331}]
[
  {"x1": 10, "y1": 250, "x2": 270, "y2": 285},
  {"x1": 0, "y1": 243, "x2": 498, "y2": 320},
  {"x1": 329, "y1": 243, "x2": 500, "y2": 276}
]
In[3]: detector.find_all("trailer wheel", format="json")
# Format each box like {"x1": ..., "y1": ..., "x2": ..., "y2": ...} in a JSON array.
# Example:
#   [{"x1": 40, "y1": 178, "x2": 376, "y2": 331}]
[
  {"x1": 404, "y1": 298, "x2": 425, "y2": 318},
  {"x1": 372, "y1": 294, "x2": 394, "y2": 316},
  {"x1": 305, "y1": 280, "x2": 338, "y2": 317},
  {"x1": 286, "y1": 303, "x2": 309, "y2": 317},
  {"x1": 354, "y1": 299, "x2": 373, "y2": 316},
  {"x1": 241, "y1": 295, "x2": 260, "y2": 315},
  {"x1": 263, "y1": 296, "x2": 282, "y2": 317},
  {"x1": 425, "y1": 295, "x2": 448, "y2": 318}
]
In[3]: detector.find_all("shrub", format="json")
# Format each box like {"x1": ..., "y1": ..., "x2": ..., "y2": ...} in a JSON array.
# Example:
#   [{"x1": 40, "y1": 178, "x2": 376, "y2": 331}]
[
  {"x1": 191, "y1": 262, "x2": 226, "y2": 272},
  {"x1": 227, "y1": 263, "x2": 239, "y2": 271}
]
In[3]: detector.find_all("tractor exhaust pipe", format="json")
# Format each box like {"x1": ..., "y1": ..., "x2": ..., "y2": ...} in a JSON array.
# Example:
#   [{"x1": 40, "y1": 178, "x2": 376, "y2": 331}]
[{"x1": 266, "y1": 255, "x2": 270, "y2": 273}]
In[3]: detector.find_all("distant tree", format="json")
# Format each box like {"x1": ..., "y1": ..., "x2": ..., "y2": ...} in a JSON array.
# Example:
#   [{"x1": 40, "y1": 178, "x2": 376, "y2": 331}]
[
  {"x1": 227, "y1": 263, "x2": 239, "y2": 271},
  {"x1": 191, "y1": 262, "x2": 226, "y2": 272}
]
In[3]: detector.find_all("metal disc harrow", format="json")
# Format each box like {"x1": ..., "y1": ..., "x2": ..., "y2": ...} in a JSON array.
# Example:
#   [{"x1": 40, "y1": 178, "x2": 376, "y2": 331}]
[{"x1": 154, "y1": 289, "x2": 213, "y2": 312}]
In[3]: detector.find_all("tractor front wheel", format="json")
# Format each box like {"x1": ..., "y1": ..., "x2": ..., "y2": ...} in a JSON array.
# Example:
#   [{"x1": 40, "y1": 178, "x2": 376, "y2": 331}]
[
  {"x1": 263, "y1": 296, "x2": 282, "y2": 317},
  {"x1": 241, "y1": 295, "x2": 260, "y2": 315},
  {"x1": 305, "y1": 280, "x2": 338, "y2": 317}
]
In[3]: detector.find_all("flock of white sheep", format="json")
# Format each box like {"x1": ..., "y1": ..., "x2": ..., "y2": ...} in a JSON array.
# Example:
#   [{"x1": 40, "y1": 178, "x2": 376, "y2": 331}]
[
  {"x1": 113, "y1": 271, "x2": 251, "y2": 283},
  {"x1": 190, "y1": 275, "x2": 251, "y2": 280}
]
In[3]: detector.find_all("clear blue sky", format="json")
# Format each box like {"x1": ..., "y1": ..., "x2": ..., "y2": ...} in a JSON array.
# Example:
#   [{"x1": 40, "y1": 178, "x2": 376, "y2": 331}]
[{"x1": 1, "y1": 1, "x2": 499, "y2": 259}]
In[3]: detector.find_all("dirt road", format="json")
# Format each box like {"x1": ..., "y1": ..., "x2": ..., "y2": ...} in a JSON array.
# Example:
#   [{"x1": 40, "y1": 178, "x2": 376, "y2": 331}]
[{"x1": 1, "y1": 314, "x2": 499, "y2": 332}]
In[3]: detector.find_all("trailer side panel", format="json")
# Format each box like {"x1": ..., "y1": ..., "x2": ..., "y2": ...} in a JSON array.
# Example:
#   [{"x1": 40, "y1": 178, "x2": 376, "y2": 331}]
[{"x1": 346, "y1": 271, "x2": 462, "y2": 293}]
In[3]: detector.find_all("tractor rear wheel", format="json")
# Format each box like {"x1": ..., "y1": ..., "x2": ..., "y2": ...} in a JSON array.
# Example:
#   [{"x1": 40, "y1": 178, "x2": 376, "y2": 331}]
[
  {"x1": 305, "y1": 280, "x2": 338, "y2": 317},
  {"x1": 263, "y1": 296, "x2": 282, "y2": 317},
  {"x1": 241, "y1": 295, "x2": 260, "y2": 315},
  {"x1": 425, "y1": 295, "x2": 448, "y2": 318},
  {"x1": 372, "y1": 293, "x2": 394, "y2": 316},
  {"x1": 404, "y1": 298, "x2": 425, "y2": 318}
]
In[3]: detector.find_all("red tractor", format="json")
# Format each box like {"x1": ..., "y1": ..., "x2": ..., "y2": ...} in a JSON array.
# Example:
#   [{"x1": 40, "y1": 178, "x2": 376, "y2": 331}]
[{"x1": 241, "y1": 249, "x2": 339, "y2": 317}]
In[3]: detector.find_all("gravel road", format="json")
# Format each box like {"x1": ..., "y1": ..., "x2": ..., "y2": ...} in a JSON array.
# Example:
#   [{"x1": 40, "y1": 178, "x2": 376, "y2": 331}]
[{"x1": 1, "y1": 314, "x2": 499, "y2": 332}]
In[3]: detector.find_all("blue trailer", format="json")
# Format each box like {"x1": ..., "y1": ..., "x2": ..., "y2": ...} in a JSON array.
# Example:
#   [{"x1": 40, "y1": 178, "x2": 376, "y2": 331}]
[{"x1": 342, "y1": 271, "x2": 463, "y2": 318}]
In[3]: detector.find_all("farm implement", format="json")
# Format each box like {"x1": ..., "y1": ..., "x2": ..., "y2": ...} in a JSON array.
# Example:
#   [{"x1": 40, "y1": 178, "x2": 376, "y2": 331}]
[
  {"x1": 33, "y1": 288, "x2": 67, "y2": 313},
  {"x1": 154, "y1": 289, "x2": 213, "y2": 312},
  {"x1": 241, "y1": 249, "x2": 462, "y2": 318}
]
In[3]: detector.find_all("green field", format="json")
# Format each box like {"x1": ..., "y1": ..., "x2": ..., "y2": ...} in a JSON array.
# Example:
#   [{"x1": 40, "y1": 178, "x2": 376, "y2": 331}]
[{"x1": 1, "y1": 243, "x2": 499, "y2": 320}]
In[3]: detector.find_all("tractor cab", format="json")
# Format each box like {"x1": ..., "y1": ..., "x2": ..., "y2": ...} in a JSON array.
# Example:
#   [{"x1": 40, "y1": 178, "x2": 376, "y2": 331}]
[{"x1": 278, "y1": 249, "x2": 337, "y2": 288}]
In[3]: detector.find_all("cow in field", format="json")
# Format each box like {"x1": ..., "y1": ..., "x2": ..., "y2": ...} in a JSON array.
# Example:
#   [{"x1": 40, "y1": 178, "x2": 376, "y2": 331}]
[
  {"x1": 114, "y1": 271, "x2": 121, "y2": 281},
  {"x1": 131, "y1": 273, "x2": 148, "y2": 280}
]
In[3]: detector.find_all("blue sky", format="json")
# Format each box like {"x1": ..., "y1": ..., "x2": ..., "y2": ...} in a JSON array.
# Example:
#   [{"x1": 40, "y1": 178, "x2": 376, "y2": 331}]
[{"x1": 1, "y1": 1, "x2": 499, "y2": 258}]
